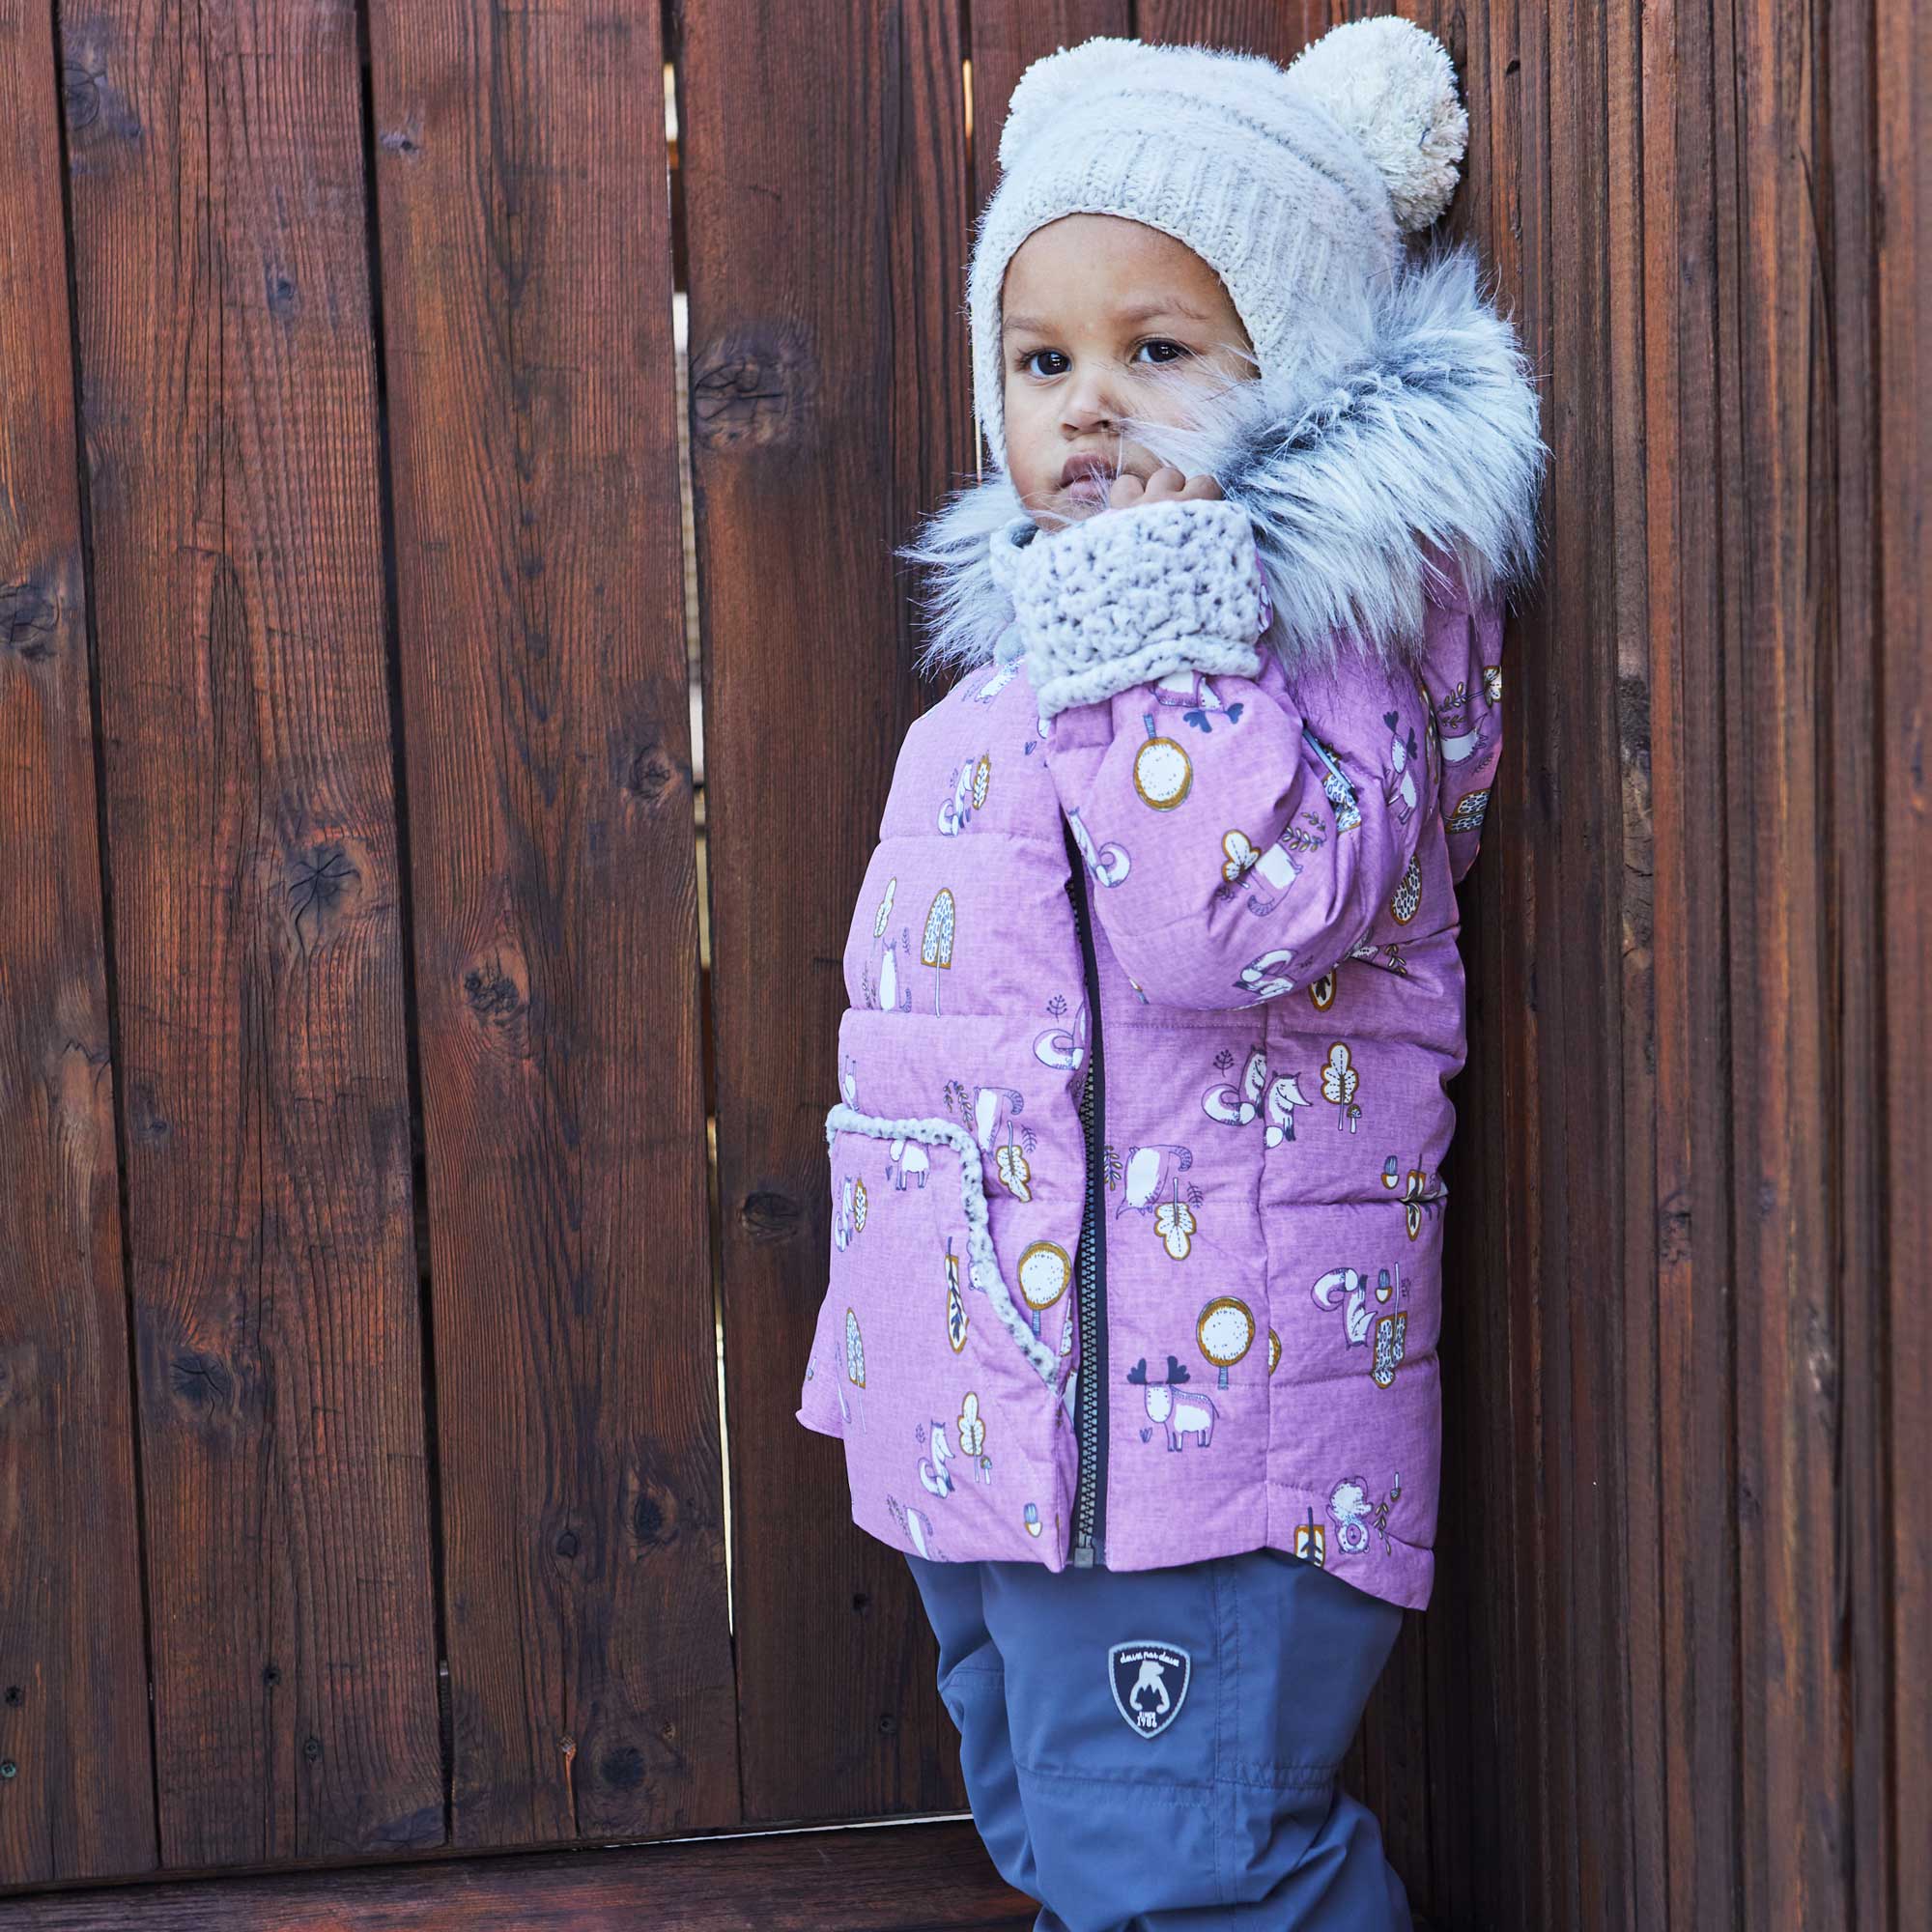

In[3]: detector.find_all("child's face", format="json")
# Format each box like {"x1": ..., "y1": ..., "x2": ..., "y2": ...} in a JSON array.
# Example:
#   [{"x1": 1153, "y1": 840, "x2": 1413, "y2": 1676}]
[{"x1": 999, "y1": 213, "x2": 1256, "y2": 530}]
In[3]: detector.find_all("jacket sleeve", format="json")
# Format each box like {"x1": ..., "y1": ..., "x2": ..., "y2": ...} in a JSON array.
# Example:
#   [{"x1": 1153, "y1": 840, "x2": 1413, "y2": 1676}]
[
  {"x1": 1437, "y1": 569, "x2": 1507, "y2": 887},
  {"x1": 1004, "y1": 497, "x2": 1432, "y2": 1012}
]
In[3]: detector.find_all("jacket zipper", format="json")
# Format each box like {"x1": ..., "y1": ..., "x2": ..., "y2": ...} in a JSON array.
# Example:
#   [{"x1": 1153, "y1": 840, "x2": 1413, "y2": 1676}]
[{"x1": 1063, "y1": 816, "x2": 1108, "y2": 1569}]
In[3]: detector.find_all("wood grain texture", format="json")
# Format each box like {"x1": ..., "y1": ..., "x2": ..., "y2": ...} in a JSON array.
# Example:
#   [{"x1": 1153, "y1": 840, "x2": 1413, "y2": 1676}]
[
  {"x1": 0, "y1": 0, "x2": 156, "y2": 1888},
  {"x1": 1877, "y1": 0, "x2": 1929, "y2": 1922},
  {"x1": 1870, "y1": 7, "x2": 1932, "y2": 1924},
  {"x1": 362, "y1": 0, "x2": 738, "y2": 1852},
  {"x1": 675, "y1": 0, "x2": 973, "y2": 1824},
  {"x1": 0, "y1": 0, "x2": 1919, "y2": 1916},
  {"x1": 0, "y1": 1819, "x2": 1035, "y2": 1930},
  {"x1": 54, "y1": 0, "x2": 442, "y2": 1870},
  {"x1": 1667, "y1": 4, "x2": 1880, "y2": 1924}
]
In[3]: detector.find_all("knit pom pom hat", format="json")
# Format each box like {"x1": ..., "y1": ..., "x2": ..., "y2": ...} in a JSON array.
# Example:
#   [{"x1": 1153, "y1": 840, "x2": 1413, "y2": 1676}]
[{"x1": 967, "y1": 18, "x2": 1470, "y2": 471}]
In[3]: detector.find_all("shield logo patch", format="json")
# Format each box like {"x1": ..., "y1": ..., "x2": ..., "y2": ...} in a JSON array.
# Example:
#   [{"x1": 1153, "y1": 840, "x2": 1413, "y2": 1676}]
[{"x1": 1108, "y1": 1638, "x2": 1192, "y2": 1740}]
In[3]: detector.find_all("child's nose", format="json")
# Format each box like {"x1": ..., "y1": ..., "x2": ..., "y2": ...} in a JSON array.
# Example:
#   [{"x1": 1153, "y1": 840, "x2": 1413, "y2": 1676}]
[{"x1": 1060, "y1": 365, "x2": 1126, "y2": 433}]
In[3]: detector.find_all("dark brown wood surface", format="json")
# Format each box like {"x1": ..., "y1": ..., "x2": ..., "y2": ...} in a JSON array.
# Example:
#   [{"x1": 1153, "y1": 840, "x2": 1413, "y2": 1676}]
[
  {"x1": 1878, "y1": 7, "x2": 1930, "y2": 1923},
  {"x1": 361, "y1": 0, "x2": 738, "y2": 1850},
  {"x1": 0, "y1": 1819, "x2": 1034, "y2": 1931},
  {"x1": 673, "y1": 0, "x2": 975, "y2": 1827},
  {"x1": 0, "y1": 0, "x2": 155, "y2": 1889},
  {"x1": 0, "y1": 0, "x2": 1922, "y2": 1921},
  {"x1": 53, "y1": 0, "x2": 444, "y2": 1869}
]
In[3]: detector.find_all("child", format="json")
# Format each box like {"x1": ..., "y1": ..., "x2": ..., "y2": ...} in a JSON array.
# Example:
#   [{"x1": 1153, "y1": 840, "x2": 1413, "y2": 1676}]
[{"x1": 795, "y1": 20, "x2": 1543, "y2": 1929}]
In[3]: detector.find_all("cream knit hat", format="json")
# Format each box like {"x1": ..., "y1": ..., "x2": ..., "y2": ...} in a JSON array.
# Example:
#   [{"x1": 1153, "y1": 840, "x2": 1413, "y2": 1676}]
[{"x1": 967, "y1": 19, "x2": 1470, "y2": 472}]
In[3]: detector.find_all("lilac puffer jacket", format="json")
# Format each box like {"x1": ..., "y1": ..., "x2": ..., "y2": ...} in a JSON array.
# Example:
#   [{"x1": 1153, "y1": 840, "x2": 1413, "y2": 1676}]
[{"x1": 794, "y1": 247, "x2": 1542, "y2": 1611}]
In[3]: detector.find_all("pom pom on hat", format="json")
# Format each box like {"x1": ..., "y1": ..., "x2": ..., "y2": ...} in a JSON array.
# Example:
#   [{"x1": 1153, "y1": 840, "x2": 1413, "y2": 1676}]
[{"x1": 1286, "y1": 17, "x2": 1468, "y2": 233}]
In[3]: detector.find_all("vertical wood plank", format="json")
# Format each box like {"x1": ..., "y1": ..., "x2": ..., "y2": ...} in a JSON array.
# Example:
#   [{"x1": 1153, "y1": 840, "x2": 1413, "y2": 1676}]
[
  {"x1": 1507, "y1": 11, "x2": 1562, "y2": 1923},
  {"x1": 1725, "y1": 4, "x2": 1857, "y2": 1922},
  {"x1": 363, "y1": 0, "x2": 738, "y2": 1849},
  {"x1": 1815, "y1": 4, "x2": 1891, "y2": 1927},
  {"x1": 1543, "y1": 0, "x2": 1634, "y2": 1918},
  {"x1": 55, "y1": 0, "x2": 442, "y2": 1866},
  {"x1": 1422, "y1": 6, "x2": 1546, "y2": 1924},
  {"x1": 1645, "y1": 2, "x2": 1748, "y2": 1923},
  {"x1": 677, "y1": 0, "x2": 972, "y2": 1823},
  {"x1": 1604, "y1": 0, "x2": 1666, "y2": 1914},
  {"x1": 0, "y1": 0, "x2": 156, "y2": 1887},
  {"x1": 1877, "y1": 0, "x2": 1930, "y2": 1918}
]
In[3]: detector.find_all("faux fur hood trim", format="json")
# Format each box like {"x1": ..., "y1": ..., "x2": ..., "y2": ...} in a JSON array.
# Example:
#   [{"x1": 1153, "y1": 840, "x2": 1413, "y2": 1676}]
[{"x1": 898, "y1": 242, "x2": 1547, "y2": 684}]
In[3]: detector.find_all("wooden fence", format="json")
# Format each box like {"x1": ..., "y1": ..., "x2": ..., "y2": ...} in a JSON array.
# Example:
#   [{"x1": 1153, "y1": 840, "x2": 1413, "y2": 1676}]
[{"x1": 0, "y1": 0, "x2": 1922, "y2": 1925}]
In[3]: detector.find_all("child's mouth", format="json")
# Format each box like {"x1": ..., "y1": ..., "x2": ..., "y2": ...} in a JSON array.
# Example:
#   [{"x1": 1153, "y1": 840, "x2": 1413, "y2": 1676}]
[{"x1": 1059, "y1": 454, "x2": 1122, "y2": 506}]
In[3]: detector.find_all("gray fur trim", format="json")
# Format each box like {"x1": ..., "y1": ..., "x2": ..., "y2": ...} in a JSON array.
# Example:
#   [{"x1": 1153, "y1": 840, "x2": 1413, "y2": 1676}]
[
  {"x1": 899, "y1": 242, "x2": 1546, "y2": 684},
  {"x1": 825, "y1": 1101, "x2": 1064, "y2": 1393}
]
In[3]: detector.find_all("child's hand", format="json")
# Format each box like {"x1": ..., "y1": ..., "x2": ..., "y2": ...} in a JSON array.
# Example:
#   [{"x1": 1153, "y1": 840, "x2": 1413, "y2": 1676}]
[{"x1": 1102, "y1": 465, "x2": 1223, "y2": 512}]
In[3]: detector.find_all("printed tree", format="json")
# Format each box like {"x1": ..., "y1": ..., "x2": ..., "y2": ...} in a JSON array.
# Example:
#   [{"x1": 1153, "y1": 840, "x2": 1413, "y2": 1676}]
[
  {"x1": 1197, "y1": 1296, "x2": 1255, "y2": 1388},
  {"x1": 923, "y1": 889, "x2": 956, "y2": 1014},
  {"x1": 1155, "y1": 1177, "x2": 1196, "y2": 1260},
  {"x1": 1321, "y1": 1041, "x2": 1360, "y2": 1131},
  {"x1": 945, "y1": 1236, "x2": 969, "y2": 1351},
  {"x1": 1016, "y1": 1240, "x2": 1070, "y2": 1336}
]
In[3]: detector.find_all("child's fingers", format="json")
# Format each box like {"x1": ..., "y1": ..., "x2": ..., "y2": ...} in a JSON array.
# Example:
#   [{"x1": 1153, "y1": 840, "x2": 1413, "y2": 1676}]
[
  {"x1": 1144, "y1": 466, "x2": 1223, "y2": 504},
  {"x1": 1102, "y1": 467, "x2": 1223, "y2": 513}
]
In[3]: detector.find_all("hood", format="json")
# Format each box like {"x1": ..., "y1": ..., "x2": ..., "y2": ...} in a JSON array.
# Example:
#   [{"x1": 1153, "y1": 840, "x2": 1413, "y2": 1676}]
[{"x1": 898, "y1": 242, "x2": 1547, "y2": 685}]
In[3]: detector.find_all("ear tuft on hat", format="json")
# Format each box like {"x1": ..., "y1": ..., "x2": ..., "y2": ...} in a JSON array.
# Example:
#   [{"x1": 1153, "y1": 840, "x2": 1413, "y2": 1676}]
[
  {"x1": 1286, "y1": 17, "x2": 1467, "y2": 233},
  {"x1": 995, "y1": 35, "x2": 1149, "y2": 172}
]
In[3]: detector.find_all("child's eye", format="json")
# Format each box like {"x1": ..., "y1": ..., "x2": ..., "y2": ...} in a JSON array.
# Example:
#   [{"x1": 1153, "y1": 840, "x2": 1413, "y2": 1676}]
[
  {"x1": 1136, "y1": 339, "x2": 1192, "y2": 365},
  {"x1": 1019, "y1": 349, "x2": 1069, "y2": 378}
]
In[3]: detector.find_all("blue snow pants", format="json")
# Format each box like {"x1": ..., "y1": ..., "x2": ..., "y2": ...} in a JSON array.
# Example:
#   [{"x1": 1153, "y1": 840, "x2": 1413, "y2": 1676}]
[{"x1": 904, "y1": 1545, "x2": 1411, "y2": 1932}]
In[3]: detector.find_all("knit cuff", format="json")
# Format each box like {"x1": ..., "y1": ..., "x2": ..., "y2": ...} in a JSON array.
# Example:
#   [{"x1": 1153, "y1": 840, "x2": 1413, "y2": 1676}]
[{"x1": 991, "y1": 498, "x2": 1268, "y2": 721}]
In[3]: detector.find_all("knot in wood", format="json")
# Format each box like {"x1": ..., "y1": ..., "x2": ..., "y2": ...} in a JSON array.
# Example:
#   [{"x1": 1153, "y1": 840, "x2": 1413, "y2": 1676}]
[
  {"x1": 1, "y1": 582, "x2": 59, "y2": 662},
  {"x1": 613, "y1": 730, "x2": 687, "y2": 807},
  {"x1": 631, "y1": 1484, "x2": 678, "y2": 1549},
  {"x1": 740, "y1": 1189, "x2": 801, "y2": 1242},
  {"x1": 170, "y1": 1351, "x2": 234, "y2": 1412},
  {"x1": 600, "y1": 1744, "x2": 648, "y2": 1792},
  {"x1": 462, "y1": 938, "x2": 532, "y2": 1058},
  {"x1": 60, "y1": 60, "x2": 101, "y2": 130},
  {"x1": 690, "y1": 327, "x2": 812, "y2": 450},
  {"x1": 286, "y1": 840, "x2": 364, "y2": 954}
]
